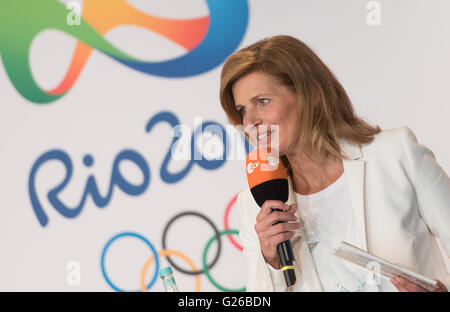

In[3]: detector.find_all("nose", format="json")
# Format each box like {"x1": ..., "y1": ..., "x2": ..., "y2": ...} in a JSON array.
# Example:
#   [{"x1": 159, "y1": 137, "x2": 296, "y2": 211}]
[
  {"x1": 243, "y1": 106, "x2": 262, "y2": 130},
  {"x1": 242, "y1": 108, "x2": 263, "y2": 144}
]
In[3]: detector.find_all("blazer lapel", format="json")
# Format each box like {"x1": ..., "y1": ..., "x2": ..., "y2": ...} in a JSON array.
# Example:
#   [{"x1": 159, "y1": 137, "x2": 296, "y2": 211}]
[
  {"x1": 339, "y1": 139, "x2": 381, "y2": 291},
  {"x1": 339, "y1": 139, "x2": 368, "y2": 252}
]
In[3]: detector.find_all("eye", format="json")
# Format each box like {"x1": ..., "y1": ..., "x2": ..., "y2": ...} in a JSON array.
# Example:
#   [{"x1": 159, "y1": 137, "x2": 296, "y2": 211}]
[
  {"x1": 258, "y1": 98, "x2": 270, "y2": 105},
  {"x1": 237, "y1": 106, "x2": 246, "y2": 115}
]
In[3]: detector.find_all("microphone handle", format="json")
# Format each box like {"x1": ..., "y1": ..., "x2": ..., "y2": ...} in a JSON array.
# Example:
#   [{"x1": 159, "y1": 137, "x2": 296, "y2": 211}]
[
  {"x1": 273, "y1": 208, "x2": 296, "y2": 287},
  {"x1": 277, "y1": 240, "x2": 296, "y2": 287}
]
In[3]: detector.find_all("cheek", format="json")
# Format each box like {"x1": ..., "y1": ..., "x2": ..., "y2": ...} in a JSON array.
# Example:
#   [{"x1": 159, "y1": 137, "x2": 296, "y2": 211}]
[
  {"x1": 273, "y1": 125, "x2": 289, "y2": 153},
  {"x1": 286, "y1": 105, "x2": 298, "y2": 132},
  {"x1": 279, "y1": 114, "x2": 298, "y2": 149}
]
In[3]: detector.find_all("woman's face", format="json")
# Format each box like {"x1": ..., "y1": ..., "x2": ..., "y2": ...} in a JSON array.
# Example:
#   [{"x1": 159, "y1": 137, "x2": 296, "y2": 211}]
[{"x1": 232, "y1": 71, "x2": 299, "y2": 155}]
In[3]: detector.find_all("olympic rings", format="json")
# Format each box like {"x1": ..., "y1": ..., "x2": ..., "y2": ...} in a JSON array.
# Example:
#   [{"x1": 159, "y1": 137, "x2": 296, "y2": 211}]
[
  {"x1": 162, "y1": 211, "x2": 222, "y2": 275},
  {"x1": 101, "y1": 193, "x2": 244, "y2": 292},
  {"x1": 203, "y1": 229, "x2": 246, "y2": 292},
  {"x1": 140, "y1": 249, "x2": 201, "y2": 292},
  {"x1": 224, "y1": 194, "x2": 243, "y2": 251},
  {"x1": 101, "y1": 232, "x2": 160, "y2": 292}
]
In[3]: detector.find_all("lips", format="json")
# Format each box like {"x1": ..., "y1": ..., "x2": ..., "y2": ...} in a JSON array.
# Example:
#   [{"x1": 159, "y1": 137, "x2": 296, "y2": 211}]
[
  {"x1": 256, "y1": 129, "x2": 275, "y2": 145},
  {"x1": 257, "y1": 132, "x2": 270, "y2": 141},
  {"x1": 244, "y1": 125, "x2": 276, "y2": 145}
]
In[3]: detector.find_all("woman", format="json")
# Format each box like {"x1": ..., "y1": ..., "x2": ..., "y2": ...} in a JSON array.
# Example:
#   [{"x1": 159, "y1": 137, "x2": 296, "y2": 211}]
[{"x1": 219, "y1": 35, "x2": 450, "y2": 292}]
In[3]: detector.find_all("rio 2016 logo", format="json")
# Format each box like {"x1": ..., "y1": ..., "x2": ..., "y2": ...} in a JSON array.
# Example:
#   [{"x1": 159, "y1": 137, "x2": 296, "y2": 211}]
[{"x1": 0, "y1": 0, "x2": 248, "y2": 104}]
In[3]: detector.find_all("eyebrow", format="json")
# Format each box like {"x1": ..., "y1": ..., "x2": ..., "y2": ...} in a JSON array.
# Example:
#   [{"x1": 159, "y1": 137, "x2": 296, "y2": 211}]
[{"x1": 234, "y1": 93, "x2": 270, "y2": 108}]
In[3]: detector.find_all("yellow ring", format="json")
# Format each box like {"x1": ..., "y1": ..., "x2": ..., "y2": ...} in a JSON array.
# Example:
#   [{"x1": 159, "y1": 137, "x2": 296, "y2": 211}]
[
  {"x1": 281, "y1": 265, "x2": 294, "y2": 271},
  {"x1": 140, "y1": 249, "x2": 201, "y2": 292}
]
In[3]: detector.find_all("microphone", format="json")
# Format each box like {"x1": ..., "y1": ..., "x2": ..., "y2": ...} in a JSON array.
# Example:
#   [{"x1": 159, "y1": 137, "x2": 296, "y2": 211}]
[{"x1": 245, "y1": 148, "x2": 296, "y2": 287}]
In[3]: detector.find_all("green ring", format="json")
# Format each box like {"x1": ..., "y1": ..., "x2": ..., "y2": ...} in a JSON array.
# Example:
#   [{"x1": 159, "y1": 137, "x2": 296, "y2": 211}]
[{"x1": 202, "y1": 229, "x2": 246, "y2": 292}]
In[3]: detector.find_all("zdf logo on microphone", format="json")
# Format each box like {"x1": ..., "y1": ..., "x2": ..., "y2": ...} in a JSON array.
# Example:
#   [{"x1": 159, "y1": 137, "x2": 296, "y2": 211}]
[
  {"x1": 246, "y1": 156, "x2": 280, "y2": 174},
  {"x1": 246, "y1": 162, "x2": 260, "y2": 174}
]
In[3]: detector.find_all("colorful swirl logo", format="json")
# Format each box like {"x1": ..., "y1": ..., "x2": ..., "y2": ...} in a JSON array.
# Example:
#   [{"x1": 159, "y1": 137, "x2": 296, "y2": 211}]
[{"x1": 0, "y1": 0, "x2": 248, "y2": 104}]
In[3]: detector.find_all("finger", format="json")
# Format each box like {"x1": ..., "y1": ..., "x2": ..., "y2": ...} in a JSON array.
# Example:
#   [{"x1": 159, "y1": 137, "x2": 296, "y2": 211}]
[
  {"x1": 261, "y1": 200, "x2": 290, "y2": 216},
  {"x1": 266, "y1": 221, "x2": 302, "y2": 237},
  {"x1": 395, "y1": 286, "x2": 408, "y2": 292},
  {"x1": 391, "y1": 277, "x2": 405, "y2": 291},
  {"x1": 403, "y1": 281, "x2": 426, "y2": 292},
  {"x1": 391, "y1": 277, "x2": 426, "y2": 292},
  {"x1": 391, "y1": 277, "x2": 408, "y2": 292},
  {"x1": 257, "y1": 201, "x2": 287, "y2": 223},
  {"x1": 267, "y1": 210, "x2": 299, "y2": 226},
  {"x1": 433, "y1": 280, "x2": 448, "y2": 292},
  {"x1": 270, "y1": 231, "x2": 295, "y2": 246},
  {"x1": 255, "y1": 211, "x2": 297, "y2": 233},
  {"x1": 286, "y1": 203, "x2": 298, "y2": 215}
]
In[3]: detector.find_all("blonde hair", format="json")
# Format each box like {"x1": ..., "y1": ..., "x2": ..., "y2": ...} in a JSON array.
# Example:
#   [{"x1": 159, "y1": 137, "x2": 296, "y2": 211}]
[{"x1": 219, "y1": 35, "x2": 381, "y2": 174}]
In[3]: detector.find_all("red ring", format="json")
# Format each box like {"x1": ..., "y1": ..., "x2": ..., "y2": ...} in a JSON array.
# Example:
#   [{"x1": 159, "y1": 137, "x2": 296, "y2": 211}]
[{"x1": 224, "y1": 193, "x2": 243, "y2": 251}]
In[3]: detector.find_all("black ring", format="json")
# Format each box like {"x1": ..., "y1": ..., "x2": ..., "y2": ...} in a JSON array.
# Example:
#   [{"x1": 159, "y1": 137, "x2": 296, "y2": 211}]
[{"x1": 162, "y1": 211, "x2": 222, "y2": 275}]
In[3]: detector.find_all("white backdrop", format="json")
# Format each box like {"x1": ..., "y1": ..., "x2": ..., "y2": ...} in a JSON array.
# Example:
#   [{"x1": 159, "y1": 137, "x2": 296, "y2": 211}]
[{"x1": 0, "y1": 0, "x2": 449, "y2": 291}]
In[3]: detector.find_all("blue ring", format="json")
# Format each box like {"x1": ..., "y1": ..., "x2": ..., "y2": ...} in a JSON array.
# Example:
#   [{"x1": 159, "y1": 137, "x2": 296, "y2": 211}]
[{"x1": 101, "y1": 232, "x2": 160, "y2": 292}]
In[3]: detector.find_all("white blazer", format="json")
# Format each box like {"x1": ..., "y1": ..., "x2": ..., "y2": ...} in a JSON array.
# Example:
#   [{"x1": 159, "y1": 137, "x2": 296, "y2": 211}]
[{"x1": 237, "y1": 126, "x2": 450, "y2": 291}]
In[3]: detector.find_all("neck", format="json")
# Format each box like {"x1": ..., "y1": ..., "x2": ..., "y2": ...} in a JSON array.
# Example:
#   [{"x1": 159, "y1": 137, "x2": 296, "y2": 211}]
[{"x1": 286, "y1": 150, "x2": 343, "y2": 195}]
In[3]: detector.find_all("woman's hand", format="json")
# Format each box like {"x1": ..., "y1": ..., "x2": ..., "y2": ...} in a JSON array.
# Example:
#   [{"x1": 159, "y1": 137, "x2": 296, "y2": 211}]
[
  {"x1": 254, "y1": 200, "x2": 301, "y2": 269},
  {"x1": 391, "y1": 276, "x2": 448, "y2": 292}
]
